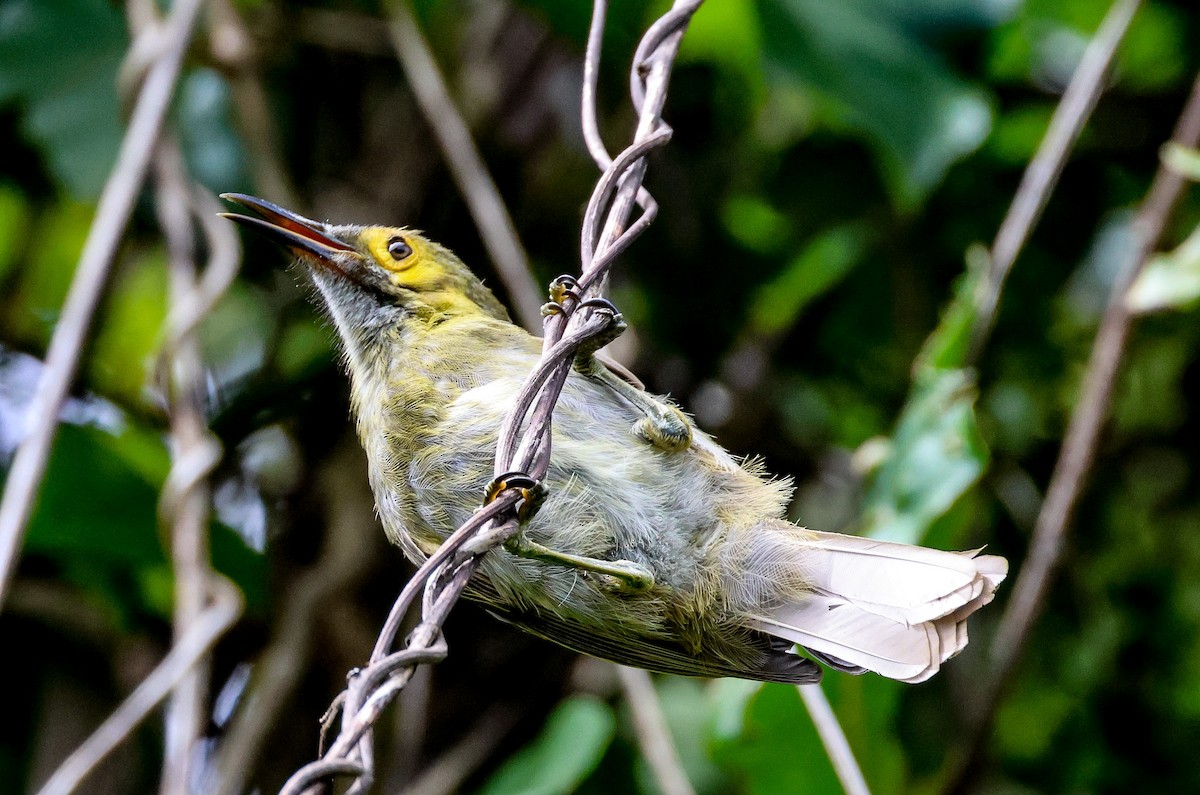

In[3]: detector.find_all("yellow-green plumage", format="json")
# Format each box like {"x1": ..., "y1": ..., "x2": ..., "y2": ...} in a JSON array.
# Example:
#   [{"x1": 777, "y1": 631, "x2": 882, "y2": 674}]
[{"x1": 222, "y1": 194, "x2": 1007, "y2": 684}]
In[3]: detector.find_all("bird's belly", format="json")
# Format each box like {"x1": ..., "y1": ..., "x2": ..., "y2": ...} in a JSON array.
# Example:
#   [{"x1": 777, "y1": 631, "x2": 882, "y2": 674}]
[{"x1": 396, "y1": 374, "x2": 723, "y2": 587}]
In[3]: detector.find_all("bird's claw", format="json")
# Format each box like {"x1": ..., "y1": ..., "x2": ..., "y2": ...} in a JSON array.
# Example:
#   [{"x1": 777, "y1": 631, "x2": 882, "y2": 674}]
[
  {"x1": 549, "y1": 275, "x2": 581, "y2": 307},
  {"x1": 602, "y1": 560, "x2": 656, "y2": 594},
  {"x1": 633, "y1": 410, "x2": 692, "y2": 452},
  {"x1": 483, "y1": 471, "x2": 546, "y2": 523}
]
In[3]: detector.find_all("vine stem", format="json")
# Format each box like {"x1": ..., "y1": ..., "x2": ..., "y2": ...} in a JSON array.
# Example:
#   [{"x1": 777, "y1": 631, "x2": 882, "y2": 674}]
[
  {"x1": 968, "y1": 0, "x2": 1143, "y2": 362},
  {"x1": 948, "y1": 68, "x2": 1200, "y2": 794}
]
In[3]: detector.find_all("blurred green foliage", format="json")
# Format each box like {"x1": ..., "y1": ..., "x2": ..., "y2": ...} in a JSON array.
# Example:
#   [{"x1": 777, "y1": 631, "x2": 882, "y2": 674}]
[
  {"x1": 480, "y1": 696, "x2": 616, "y2": 795},
  {"x1": 2, "y1": 0, "x2": 1200, "y2": 793},
  {"x1": 0, "y1": 0, "x2": 126, "y2": 199}
]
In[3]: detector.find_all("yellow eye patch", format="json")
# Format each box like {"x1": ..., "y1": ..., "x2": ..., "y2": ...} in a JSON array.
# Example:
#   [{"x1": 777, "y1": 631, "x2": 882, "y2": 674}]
[{"x1": 361, "y1": 227, "x2": 421, "y2": 273}]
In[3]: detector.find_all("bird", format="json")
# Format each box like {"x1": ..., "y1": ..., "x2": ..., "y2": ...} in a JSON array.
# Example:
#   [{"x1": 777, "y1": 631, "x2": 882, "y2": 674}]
[{"x1": 221, "y1": 193, "x2": 1007, "y2": 685}]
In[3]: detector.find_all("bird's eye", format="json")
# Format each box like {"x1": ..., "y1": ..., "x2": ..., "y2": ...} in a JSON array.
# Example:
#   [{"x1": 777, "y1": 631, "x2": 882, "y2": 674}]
[{"x1": 387, "y1": 236, "x2": 413, "y2": 261}]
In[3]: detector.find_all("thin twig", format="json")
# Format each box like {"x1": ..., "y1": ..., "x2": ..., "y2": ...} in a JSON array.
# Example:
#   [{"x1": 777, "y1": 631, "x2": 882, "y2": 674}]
[
  {"x1": 151, "y1": 138, "x2": 241, "y2": 795},
  {"x1": 386, "y1": 0, "x2": 544, "y2": 331},
  {"x1": 154, "y1": 137, "x2": 217, "y2": 795},
  {"x1": 948, "y1": 70, "x2": 1200, "y2": 794},
  {"x1": 34, "y1": 577, "x2": 243, "y2": 795},
  {"x1": 396, "y1": 707, "x2": 520, "y2": 795},
  {"x1": 798, "y1": 685, "x2": 871, "y2": 795},
  {"x1": 581, "y1": 0, "x2": 611, "y2": 167},
  {"x1": 580, "y1": 0, "x2": 656, "y2": 216},
  {"x1": 616, "y1": 666, "x2": 695, "y2": 795},
  {"x1": 0, "y1": 0, "x2": 206, "y2": 610},
  {"x1": 968, "y1": 0, "x2": 1142, "y2": 362},
  {"x1": 211, "y1": 443, "x2": 379, "y2": 795},
  {"x1": 207, "y1": 0, "x2": 302, "y2": 209}
]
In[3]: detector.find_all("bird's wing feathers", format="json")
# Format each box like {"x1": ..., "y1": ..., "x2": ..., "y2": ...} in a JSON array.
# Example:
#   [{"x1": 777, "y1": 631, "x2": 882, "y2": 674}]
[
  {"x1": 749, "y1": 596, "x2": 941, "y2": 682},
  {"x1": 801, "y1": 530, "x2": 986, "y2": 608},
  {"x1": 466, "y1": 578, "x2": 822, "y2": 684}
]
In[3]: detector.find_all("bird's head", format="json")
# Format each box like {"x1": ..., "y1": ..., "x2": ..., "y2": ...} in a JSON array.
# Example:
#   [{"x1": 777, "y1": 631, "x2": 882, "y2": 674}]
[{"x1": 221, "y1": 193, "x2": 510, "y2": 371}]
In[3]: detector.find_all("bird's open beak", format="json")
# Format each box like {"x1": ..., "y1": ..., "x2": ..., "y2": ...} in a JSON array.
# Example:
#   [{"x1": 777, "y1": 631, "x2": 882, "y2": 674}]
[{"x1": 219, "y1": 193, "x2": 359, "y2": 265}]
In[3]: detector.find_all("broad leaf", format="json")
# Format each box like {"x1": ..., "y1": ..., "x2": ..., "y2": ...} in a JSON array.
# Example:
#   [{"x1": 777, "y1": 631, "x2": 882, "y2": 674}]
[
  {"x1": 0, "y1": 0, "x2": 126, "y2": 199},
  {"x1": 478, "y1": 696, "x2": 615, "y2": 795},
  {"x1": 757, "y1": 0, "x2": 992, "y2": 209},
  {"x1": 711, "y1": 683, "x2": 841, "y2": 795},
  {"x1": 748, "y1": 224, "x2": 868, "y2": 336},
  {"x1": 1126, "y1": 226, "x2": 1200, "y2": 314}
]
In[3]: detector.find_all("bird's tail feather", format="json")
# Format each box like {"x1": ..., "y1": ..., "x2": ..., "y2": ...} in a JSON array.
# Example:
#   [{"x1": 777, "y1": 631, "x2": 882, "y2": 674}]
[{"x1": 741, "y1": 527, "x2": 1006, "y2": 684}]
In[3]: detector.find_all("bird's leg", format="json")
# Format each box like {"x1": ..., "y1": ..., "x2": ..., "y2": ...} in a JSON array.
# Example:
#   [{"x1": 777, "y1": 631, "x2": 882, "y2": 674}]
[
  {"x1": 547, "y1": 285, "x2": 691, "y2": 453},
  {"x1": 503, "y1": 536, "x2": 656, "y2": 594},
  {"x1": 484, "y1": 471, "x2": 655, "y2": 593},
  {"x1": 590, "y1": 367, "x2": 693, "y2": 453}
]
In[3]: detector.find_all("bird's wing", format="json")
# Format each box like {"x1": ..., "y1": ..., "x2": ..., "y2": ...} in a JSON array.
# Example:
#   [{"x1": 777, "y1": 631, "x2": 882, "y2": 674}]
[{"x1": 466, "y1": 581, "x2": 821, "y2": 684}]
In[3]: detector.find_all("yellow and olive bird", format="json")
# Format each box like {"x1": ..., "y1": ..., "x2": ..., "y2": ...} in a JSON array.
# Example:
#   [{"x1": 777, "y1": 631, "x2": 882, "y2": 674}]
[{"x1": 222, "y1": 194, "x2": 1006, "y2": 684}]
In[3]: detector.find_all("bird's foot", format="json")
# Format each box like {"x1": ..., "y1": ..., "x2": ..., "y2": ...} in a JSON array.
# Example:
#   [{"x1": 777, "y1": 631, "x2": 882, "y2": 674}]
[
  {"x1": 632, "y1": 404, "x2": 692, "y2": 453},
  {"x1": 571, "y1": 298, "x2": 626, "y2": 376},
  {"x1": 483, "y1": 471, "x2": 547, "y2": 523}
]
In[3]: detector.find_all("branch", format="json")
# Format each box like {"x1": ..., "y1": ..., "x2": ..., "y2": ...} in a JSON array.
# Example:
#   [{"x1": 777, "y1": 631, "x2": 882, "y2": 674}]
[
  {"x1": 798, "y1": 685, "x2": 871, "y2": 795},
  {"x1": 948, "y1": 69, "x2": 1200, "y2": 793},
  {"x1": 211, "y1": 443, "x2": 379, "y2": 795},
  {"x1": 207, "y1": 0, "x2": 303, "y2": 209},
  {"x1": 153, "y1": 137, "x2": 217, "y2": 795},
  {"x1": 616, "y1": 666, "x2": 695, "y2": 795},
  {"x1": 396, "y1": 707, "x2": 519, "y2": 795},
  {"x1": 387, "y1": 0, "x2": 544, "y2": 331},
  {"x1": 278, "y1": 3, "x2": 703, "y2": 792},
  {"x1": 968, "y1": 0, "x2": 1142, "y2": 362},
  {"x1": 34, "y1": 577, "x2": 243, "y2": 795},
  {"x1": 0, "y1": 0, "x2": 206, "y2": 610}
]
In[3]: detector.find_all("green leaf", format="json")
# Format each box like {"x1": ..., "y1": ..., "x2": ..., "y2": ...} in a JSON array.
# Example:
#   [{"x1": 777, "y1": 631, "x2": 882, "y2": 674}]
[
  {"x1": 709, "y1": 678, "x2": 762, "y2": 742},
  {"x1": 817, "y1": 675, "x2": 906, "y2": 794},
  {"x1": 747, "y1": 224, "x2": 868, "y2": 336},
  {"x1": 275, "y1": 318, "x2": 336, "y2": 380},
  {"x1": 855, "y1": 240, "x2": 990, "y2": 543},
  {"x1": 1162, "y1": 144, "x2": 1200, "y2": 182},
  {"x1": 995, "y1": 685, "x2": 1075, "y2": 762},
  {"x1": 628, "y1": 677, "x2": 729, "y2": 794},
  {"x1": 12, "y1": 402, "x2": 265, "y2": 614},
  {"x1": 0, "y1": 0, "x2": 126, "y2": 199},
  {"x1": 3, "y1": 199, "x2": 95, "y2": 346},
  {"x1": 756, "y1": 0, "x2": 992, "y2": 209},
  {"x1": 90, "y1": 250, "x2": 169, "y2": 407},
  {"x1": 20, "y1": 423, "x2": 165, "y2": 566},
  {"x1": 986, "y1": 0, "x2": 1185, "y2": 93},
  {"x1": 1112, "y1": 335, "x2": 1189, "y2": 436},
  {"x1": 1126, "y1": 226, "x2": 1200, "y2": 314},
  {"x1": 0, "y1": 183, "x2": 30, "y2": 283},
  {"x1": 913, "y1": 243, "x2": 988, "y2": 373},
  {"x1": 711, "y1": 683, "x2": 841, "y2": 795},
  {"x1": 721, "y1": 195, "x2": 793, "y2": 255},
  {"x1": 200, "y1": 282, "x2": 274, "y2": 394},
  {"x1": 988, "y1": 103, "x2": 1056, "y2": 166},
  {"x1": 1117, "y1": 2, "x2": 1187, "y2": 91},
  {"x1": 679, "y1": 0, "x2": 767, "y2": 104},
  {"x1": 859, "y1": 368, "x2": 988, "y2": 545},
  {"x1": 478, "y1": 696, "x2": 616, "y2": 795}
]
